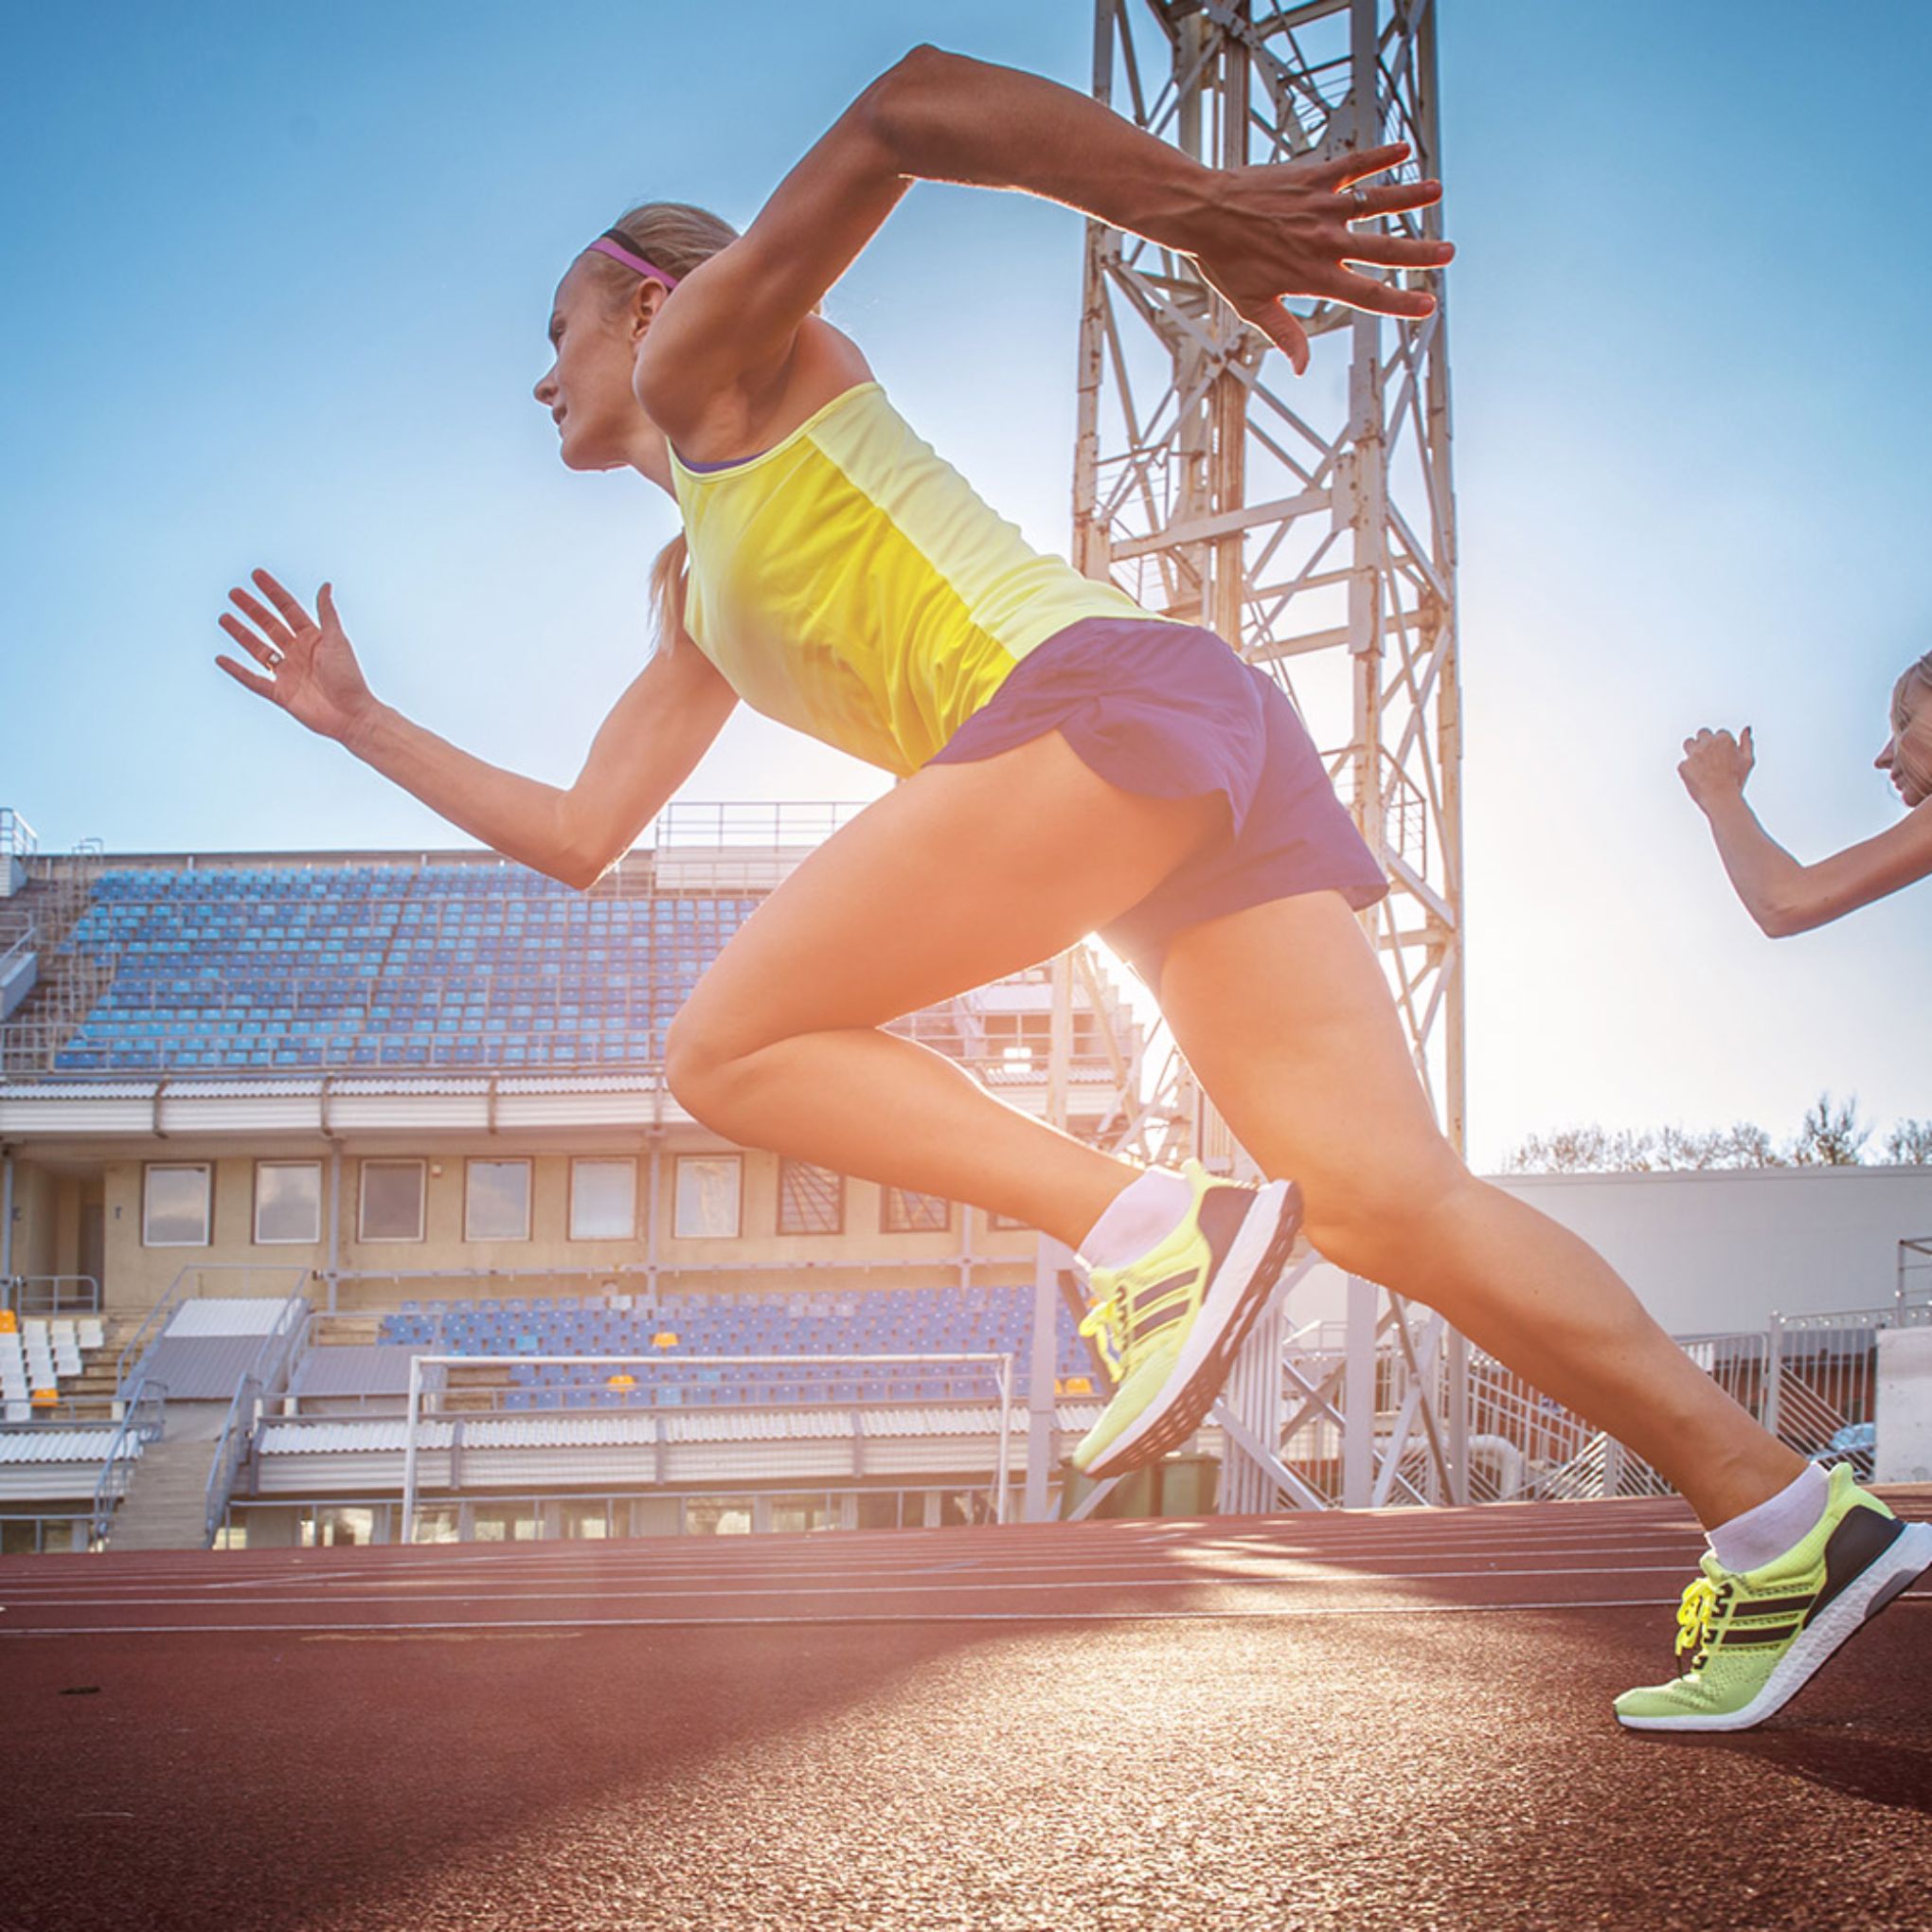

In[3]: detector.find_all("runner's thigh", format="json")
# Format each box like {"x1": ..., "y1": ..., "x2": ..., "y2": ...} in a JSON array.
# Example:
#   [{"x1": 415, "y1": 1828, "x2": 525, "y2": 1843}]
[{"x1": 671, "y1": 730, "x2": 1223, "y2": 1062}]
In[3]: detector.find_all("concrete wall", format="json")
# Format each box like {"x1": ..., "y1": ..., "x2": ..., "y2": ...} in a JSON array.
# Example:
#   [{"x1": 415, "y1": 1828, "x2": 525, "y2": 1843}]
[
  {"x1": 1285, "y1": 1165, "x2": 1932, "y2": 1339},
  {"x1": 1875, "y1": 1328, "x2": 1932, "y2": 1482},
  {"x1": 5, "y1": 1163, "x2": 57, "y2": 1279},
  {"x1": 1491, "y1": 1167, "x2": 1932, "y2": 1334}
]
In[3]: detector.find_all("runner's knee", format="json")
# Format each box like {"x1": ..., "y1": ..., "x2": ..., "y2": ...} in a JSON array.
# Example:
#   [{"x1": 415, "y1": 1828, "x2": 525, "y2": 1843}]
[
  {"x1": 662, "y1": 1008, "x2": 756, "y2": 1129},
  {"x1": 1297, "y1": 1146, "x2": 1474, "y2": 1285}
]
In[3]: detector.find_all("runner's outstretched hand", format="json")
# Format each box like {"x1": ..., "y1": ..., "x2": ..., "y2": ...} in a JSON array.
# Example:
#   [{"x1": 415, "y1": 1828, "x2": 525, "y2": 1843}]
[
  {"x1": 1188, "y1": 142, "x2": 1452, "y2": 371},
  {"x1": 1679, "y1": 726, "x2": 1757, "y2": 812},
  {"x1": 216, "y1": 568, "x2": 379, "y2": 748}
]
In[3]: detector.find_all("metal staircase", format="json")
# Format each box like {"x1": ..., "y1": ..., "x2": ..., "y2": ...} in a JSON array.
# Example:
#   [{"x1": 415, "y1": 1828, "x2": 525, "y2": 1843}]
[{"x1": 103, "y1": 1434, "x2": 220, "y2": 1551}]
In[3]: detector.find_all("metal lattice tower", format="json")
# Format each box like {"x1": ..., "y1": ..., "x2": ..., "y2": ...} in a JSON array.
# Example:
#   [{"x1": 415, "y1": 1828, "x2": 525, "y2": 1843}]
[{"x1": 1064, "y1": 0, "x2": 1467, "y2": 1515}]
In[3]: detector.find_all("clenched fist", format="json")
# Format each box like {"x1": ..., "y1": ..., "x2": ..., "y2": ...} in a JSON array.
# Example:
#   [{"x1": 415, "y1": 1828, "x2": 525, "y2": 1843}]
[{"x1": 1679, "y1": 725, "x2": 1755, "y2": 812}]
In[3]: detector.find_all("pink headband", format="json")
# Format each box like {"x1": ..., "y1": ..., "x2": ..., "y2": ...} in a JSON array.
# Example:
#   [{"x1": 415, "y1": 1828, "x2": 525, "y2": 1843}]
[{"x1": 587, "y1": 235, "x2": 680, "y2": 290}]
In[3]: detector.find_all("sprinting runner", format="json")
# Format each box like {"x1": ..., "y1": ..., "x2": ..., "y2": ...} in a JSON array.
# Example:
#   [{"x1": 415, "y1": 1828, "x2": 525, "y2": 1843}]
[
  {"x1": 1679, "y1": 652, "x2": 1932, "y2": 929},
  {"x1": 214, "y1": 46, "x2": 1928, "y2": 1728}
]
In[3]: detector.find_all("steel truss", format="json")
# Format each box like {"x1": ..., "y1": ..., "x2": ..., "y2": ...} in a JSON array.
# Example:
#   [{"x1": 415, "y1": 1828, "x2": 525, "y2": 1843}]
[{"x1": 1064, "y1": 0, "x2": 1467, "y2": 1515}]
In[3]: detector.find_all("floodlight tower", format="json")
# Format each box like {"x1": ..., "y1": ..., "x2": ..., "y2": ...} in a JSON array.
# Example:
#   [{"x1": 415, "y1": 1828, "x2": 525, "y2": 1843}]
[{"x1": 1067, "y1": 0, "x2": 1467, "y2": 1513}]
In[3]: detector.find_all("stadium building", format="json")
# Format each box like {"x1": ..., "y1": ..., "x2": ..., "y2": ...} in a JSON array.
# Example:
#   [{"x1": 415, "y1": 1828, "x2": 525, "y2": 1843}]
[
  {"x1": 7, "y1": 801, "x2": 1929, "y2": 1559},
  {"x1": 0, "y1": 805, "x2": 1154, "y2": 1554}
]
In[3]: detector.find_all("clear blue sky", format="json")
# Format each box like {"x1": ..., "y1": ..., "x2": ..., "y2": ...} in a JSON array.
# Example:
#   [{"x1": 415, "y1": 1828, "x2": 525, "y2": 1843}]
[{"x1": 3, "y1": 0, "x2": 1928, "y2": 1164}]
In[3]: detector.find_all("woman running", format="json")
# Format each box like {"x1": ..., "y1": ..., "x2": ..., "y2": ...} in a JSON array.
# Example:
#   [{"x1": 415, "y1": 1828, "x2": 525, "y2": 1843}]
[
  {"x1": 215, "y1": 46, "x2": 1928, "y2": 1729},
  {"x1": 1680, "y1": 651, "x2": 1932, "y2": 929}
]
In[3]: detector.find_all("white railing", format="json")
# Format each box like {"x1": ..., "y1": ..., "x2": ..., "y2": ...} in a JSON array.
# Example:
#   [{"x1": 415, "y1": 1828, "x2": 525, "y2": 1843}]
[
  {"x1": 90, "y1": 1382, "x2": 167, "y2": 1547},
  {"x1": 205, "y1": 1293, "x2": 313, "y2": 1546},
  {"x1": 398, "y1": 1350, "x2": 1016, "y2": 1540},
  {"x1": 2, "y1": 1275, "x2": 102, "y2": 1317},
  {"x1": 0, "y1": 810, "x2": 37, "y2": 861}
]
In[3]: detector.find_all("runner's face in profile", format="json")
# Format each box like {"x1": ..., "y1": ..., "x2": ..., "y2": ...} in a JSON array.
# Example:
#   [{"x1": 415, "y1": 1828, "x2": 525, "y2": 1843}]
[
  {"x1": 1875, "y1": 670, "x2": 1932, "y2": 808},
  {"x1": 531, "y1": 262, "x2": 652, "y2": 473}
]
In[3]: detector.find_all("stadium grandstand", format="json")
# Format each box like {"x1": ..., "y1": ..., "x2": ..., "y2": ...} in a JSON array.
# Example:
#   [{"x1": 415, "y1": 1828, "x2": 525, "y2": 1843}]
[
  {"x1": 8, "y1": 800, "x2": 1927, "y2": 1560},
  {"x1": 0, "y1": 803, "x2": 1152, "y2": 1554}
]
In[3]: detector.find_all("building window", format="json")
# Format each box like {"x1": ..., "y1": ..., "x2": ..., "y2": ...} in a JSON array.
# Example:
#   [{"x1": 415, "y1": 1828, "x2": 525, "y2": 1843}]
[
  {"x1": 778, "y1": 1159, "x2": 843, "y2": 1235},
  {"x1": 570, "y1": 1157, "x2": 637, "y2": 1242},
  {"x1": 143, "y1": 1163, "x2": 211, "y2": 1247},
  {"x1": 674, "y1": 1154, "x2": 742, "y2": 1239},
  {"x1": 254, "y1": 1161, "x2": 322, "y2": 1245},
  {"x1": 987, "y1": 1208, "x2": 1035, "y2": 1233},
  {"x1": 881, "y1": 1186, "x2": 951, "y2": 1235},
  {"x1": 465, "y1": 1159, "x2": 531, "y2": 1243},
  {"x1": 358, "y1": 1159, "x2": 425, "y2": 1243}
]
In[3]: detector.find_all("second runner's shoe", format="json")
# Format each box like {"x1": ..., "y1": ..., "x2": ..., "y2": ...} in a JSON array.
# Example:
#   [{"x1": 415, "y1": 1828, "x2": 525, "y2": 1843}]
[
  {"x1": 1614, "y1": 1461, "x2": 1932, "y2": 1732},
  {"x1": 1070, "y1": 1159, "x2": 1302, "y2": 1481}
]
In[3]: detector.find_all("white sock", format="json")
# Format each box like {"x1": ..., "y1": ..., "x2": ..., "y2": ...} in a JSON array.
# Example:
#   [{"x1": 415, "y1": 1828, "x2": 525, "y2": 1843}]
[
  {"x1": 1706, "y1": 1462, "x2": 1831, "y2": 1575},
  {"x1": 1078, "y1": 1168, "x2": 1193, "y2": 1273}
]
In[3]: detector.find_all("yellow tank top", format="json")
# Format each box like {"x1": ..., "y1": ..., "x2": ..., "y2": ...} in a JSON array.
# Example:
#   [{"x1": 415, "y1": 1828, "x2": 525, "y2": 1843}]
[{"x1": 668, "y1": 381, "x2": 1177, "y2": 777}]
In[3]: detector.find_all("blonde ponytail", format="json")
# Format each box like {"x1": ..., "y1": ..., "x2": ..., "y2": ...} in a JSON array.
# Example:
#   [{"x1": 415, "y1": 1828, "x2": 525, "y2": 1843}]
[{"x1": 649, "y1": 532, "x2": 690, "y2": 657}]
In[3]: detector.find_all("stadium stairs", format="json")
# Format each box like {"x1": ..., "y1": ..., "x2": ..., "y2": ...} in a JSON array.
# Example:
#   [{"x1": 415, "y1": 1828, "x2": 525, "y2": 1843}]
[
  {"x1": 63, "y1": 1315, "x2": 149, "y2": 1421},
  {"x1": 103, "y1": 1435, "x2": 219, "y2": 1550}
]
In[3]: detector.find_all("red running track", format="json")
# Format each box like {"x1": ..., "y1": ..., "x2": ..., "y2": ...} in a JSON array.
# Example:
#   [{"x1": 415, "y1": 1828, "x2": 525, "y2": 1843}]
[{"x1": 1, "y1": 1489, "x2": 1927, "y2": 1931}]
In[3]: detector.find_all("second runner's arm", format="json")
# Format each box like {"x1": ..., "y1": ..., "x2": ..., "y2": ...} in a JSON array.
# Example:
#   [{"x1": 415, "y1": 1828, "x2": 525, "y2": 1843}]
[{"x1": 1680, "y1": 726, "x2": 1932, "y2": 934}]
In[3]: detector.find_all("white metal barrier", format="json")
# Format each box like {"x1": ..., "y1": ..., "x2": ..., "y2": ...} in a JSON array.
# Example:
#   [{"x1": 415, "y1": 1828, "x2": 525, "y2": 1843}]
[{"x1": 399, "y1": 1351, "x2": 1017, "y2": 1541}]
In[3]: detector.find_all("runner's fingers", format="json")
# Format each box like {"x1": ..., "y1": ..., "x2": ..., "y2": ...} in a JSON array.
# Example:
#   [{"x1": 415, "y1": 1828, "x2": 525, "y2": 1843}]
[
  {"x1": 1344, "y1": 178, "x2": 1443, "y2": 220},
  {"x1": 215, "y1": 654, "x2": 277, "y2": 701},
  {"x1": 1323, "y1": 140, "x2": 1414, "y2": 188},
  {"x1": 250, "y1": 566, "x2": 315, "y2": 636},
  {"x1": 1310, "y1": 266, "x2": 1439, "y2": 317},
  {"x1": 1340, "y1": 233, "x2": 1457, "y2": 271},
  {"x1": 218, "y1": 610, "x2": 288, "y2": 669},
  {"x1": 227, "y1": 584, "x2": 297, "y2": 652},
  {"x1": 1239, "y1": 299, "x2": 1310, "y2": 373}
]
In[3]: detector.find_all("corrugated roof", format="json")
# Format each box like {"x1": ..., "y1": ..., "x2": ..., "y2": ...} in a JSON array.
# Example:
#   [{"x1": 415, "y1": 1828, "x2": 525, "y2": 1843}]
[
  {"x1": 290, "y1": 1346, "x2": 423, "y2": 1398},
  {"x1": 259, "y1": 1420, "x2": 456, "y2": 1454},
  {"x1": 0, "y1": 1072, "x2": 662, "y2": 1100},
  {"x1": 166, "y1": 1298, "x2": 291, "y2": 1339},
  {"x1": 137, "y1": 1334, "x2": 267, "y2": 1401},
  {"x1": 0, "y1": 1427, "x2": 131, "y2": 1464}
]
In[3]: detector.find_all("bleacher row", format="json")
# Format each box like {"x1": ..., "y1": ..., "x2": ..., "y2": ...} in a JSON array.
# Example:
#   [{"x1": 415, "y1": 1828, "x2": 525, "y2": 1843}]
[
  {"x1": 378, "y1": 1285, "x2": 1099, "y2": 1407},
  {"x1": 51, "y1": 865, "x2": 761, "y2": 1071},
  {"x1": 1, "y1": 1315, "x2": 102, "y2": 1421}
]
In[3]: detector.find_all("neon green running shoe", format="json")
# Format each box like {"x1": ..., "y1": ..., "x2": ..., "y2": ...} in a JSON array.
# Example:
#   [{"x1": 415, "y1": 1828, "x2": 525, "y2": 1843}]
[
  {"x1": 1069, "y1": 1160, "x2": 1302, "y2": 1482},
  {"x1": 1614, "y1": 1462, "x2": 1932, "y2": 1732}
]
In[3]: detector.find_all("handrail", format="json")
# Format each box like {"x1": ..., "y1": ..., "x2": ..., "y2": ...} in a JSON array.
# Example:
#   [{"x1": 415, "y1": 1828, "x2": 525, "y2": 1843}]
[
  {"x1": 205, "y1": 1374, "x2": 263, "y2": 1548},
  {"x1": 115, "y1": 1266, "x2": 193, "y2": 1394},
  {"x1": 91, "y1": 1381, "x2": 167, "y2": 1547},
  {"x1": 114, "y1": 1263, "x2": 313, "y2": 1397},
  {"x1": 399, "y1": 1350, "x2": 1015, "y2": 1540},
  {"x1": 0, "y1": 924, "x2": 34, "y2": 977},
  {"x1": 0, "y1": 808, "x2": 37, "y2": 860},
  {"x1": 3, "y1": 1274, "x2": 102, "y2": 1318},
  {"x1": 204, "y1": 1289, "x2": 313, "y2": 1547}
]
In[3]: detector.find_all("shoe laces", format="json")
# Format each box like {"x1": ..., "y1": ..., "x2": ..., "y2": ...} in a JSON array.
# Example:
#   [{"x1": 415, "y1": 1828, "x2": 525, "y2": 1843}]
[
  {"x1": 1673, "y1": 1573, "x2": 1733, "y2": 1673},
  {"x1": 1078, "y1": 1294, "x2": 1125, "y2": 1377}
]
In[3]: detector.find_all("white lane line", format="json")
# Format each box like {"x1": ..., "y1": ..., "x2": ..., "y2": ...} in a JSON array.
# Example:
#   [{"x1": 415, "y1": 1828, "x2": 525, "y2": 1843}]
[
  {"x1": 0, "y1": 1597, "x2": 1790, "y2": 1637},
  {"x1": 8, "y1": 1595, "x2": 1925, "y2": 1641},
  {"x1": 0, "y1": 1548, "x2": 1715, "y2": 1604},
  {"x1": 0, "y1": 1536, "x2": 1717, "y2": 1601},
  {"x1": 0, "y1": 1561, "x2": 1763, "y2": 1616}
]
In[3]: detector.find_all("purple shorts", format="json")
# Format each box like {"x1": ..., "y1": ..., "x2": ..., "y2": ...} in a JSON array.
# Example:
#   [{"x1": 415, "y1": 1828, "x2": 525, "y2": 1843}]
[{"x1": 924, "y1": 617, "x2": 1388, "y2": 988}]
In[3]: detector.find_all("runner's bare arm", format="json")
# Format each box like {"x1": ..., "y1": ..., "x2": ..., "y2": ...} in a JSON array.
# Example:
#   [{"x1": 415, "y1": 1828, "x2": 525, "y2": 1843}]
[
  {"x1": 1681, "y1": 727, "x2": 1932, "y2": 934},
  {"x1": 639, "y1": 43, "x2": 1453, "y2": 433},
  {"x1": 218, "y1": 569, "x2": 737, "y2": 889}
]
